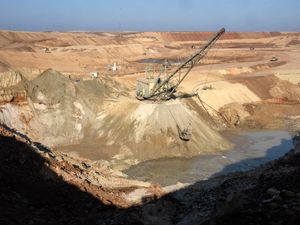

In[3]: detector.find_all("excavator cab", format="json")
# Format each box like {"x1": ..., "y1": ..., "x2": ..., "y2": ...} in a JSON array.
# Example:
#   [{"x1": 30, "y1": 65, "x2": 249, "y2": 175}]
[
  {"x1": 136, "y1": 77, "x2": 162, "y2": 99},
  {"x1": 136, "y1": 76, "x2": 175, "y2": 100}
]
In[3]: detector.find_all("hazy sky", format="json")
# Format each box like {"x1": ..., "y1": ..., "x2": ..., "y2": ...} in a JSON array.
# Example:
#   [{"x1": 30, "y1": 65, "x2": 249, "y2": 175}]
[{"x1": 0, "y1": 0, "x2": 299, "y2": 32}]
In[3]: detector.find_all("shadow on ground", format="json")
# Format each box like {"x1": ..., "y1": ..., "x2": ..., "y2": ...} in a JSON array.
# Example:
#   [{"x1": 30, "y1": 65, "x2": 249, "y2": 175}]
[
  {"x1": 0, "y1": 129, "x2": 122, "y2": 225},
  {"x1": 1, "y1": 126, "x2": 300, "y2": 225}
]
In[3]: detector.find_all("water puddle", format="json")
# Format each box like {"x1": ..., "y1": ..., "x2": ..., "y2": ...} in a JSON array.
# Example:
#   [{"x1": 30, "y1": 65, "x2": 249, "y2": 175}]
[{"x1": 125, "y1": 130, "x2": 294, "y2": 186}]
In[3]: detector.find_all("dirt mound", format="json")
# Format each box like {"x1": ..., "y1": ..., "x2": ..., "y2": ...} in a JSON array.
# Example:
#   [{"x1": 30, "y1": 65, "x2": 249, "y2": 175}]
[
  {"x1": 0, "y1": 69, "x2": 130, "y2": 147},
  {"x1": 242, "y1": 103, "x2": 300, "y2": 129},
  {"x1": 232, "y1": 74, "x2": 300, "y2": 101},
  {"x1": 195, "y1": 81, "x2": 260, "y2": 110},
  {"x1": 287, "y1": 39, "x2": 300, "y2": 46},
  {"x1": 270, "y1": 80, "x2": 300, "y2": 101},
  {"x1": 26, "y1": 68, "x2": 73, "y2": 104},
  {"x1": 23, "y1": 69, "x2": 123, "y2": 105},
  {"x1": 81, "y1": 98, "x2": 231, "y2": 168},
  {"x1": 231, "y1": 75, "x2": 277, "y2": 99},
  {"x1": 219, "y1": 103, "x2": 250, "y2": 127}
]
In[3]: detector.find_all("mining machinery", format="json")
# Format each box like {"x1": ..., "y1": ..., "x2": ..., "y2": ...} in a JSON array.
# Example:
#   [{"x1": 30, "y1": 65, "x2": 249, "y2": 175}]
[{"x1": 136, "y1": 28, "x2": 225, "y2": 101}]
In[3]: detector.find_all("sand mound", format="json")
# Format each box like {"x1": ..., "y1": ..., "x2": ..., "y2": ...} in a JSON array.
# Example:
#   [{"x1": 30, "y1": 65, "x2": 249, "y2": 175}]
[
  {"x1": 232, "y1": 74, "x2": 300, "y2": 101},
  {"x1": 196, "y1": 81, "x2": 260, "y2": 110},
  {"x1": 0, "y1": 69, "x2": 129, "y2": 146},
  {"x1": 83, "y1": 98, "x2": 231, "y2": 168},
  {"x1": 26, "y1": 69, "x2": 72, "y2": 104},
  {"x1": 22, "y1": 69, "x2": 125, "y2": 106}
]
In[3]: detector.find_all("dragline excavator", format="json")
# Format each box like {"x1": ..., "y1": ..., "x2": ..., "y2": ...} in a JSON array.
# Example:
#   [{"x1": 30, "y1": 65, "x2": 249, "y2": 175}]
[{"x1": 136, "y1": 28, "x2": 225, "y2": 101}]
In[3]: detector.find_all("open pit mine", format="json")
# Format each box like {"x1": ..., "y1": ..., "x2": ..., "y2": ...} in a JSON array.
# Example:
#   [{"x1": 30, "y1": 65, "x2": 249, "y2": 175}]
[{"x1": 1, "y1": 29, "x2": 300, "y2": 224}]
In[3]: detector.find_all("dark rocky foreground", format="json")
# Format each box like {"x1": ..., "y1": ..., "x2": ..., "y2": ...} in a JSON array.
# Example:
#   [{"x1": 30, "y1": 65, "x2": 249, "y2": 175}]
[
  {"x1": 117, "y1": 146, "x2": 300, "y2": 225},
  {"x1": 0, "y1": 123, "x2": 300, "y2": 225}
]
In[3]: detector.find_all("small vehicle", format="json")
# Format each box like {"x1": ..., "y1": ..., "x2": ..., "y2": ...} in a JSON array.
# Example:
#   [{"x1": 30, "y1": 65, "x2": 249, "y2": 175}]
[
  {"x1": 270, "y1": 57, "x2": 278, "y2": 62},
  {"x1": 45, "y1": 48, "x2": 51, "y2": 53}
]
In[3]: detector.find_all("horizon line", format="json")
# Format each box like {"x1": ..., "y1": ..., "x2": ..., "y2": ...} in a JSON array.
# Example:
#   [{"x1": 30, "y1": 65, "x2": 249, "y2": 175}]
[{"x1": 1, "y1": 28, "x2": 299, "y2": 33}]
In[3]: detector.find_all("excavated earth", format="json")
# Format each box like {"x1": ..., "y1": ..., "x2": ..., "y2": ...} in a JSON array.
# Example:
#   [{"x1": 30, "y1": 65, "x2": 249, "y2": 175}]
[
  {"x1": 1, "y1": 30, "x2": 300, "y2": 224},
  {"x1": 0, "y1": 69, "x2": 231, "y2": 169}
]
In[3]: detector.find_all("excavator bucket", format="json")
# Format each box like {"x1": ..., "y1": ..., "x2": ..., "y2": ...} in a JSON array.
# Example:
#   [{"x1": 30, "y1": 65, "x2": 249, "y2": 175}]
[{"x1": 179, "y1": 127, "x2": 192, "y2": 141}]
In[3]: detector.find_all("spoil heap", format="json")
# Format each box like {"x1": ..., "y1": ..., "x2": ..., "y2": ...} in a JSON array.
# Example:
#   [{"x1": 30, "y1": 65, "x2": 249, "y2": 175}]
[{"x1": 0, "y1": 69, "x2": 127, "y2": 147}]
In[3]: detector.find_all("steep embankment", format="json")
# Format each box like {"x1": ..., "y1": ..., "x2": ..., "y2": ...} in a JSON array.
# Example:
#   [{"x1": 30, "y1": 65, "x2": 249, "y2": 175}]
[{"x1": 221, "y1": 74, "x2": 300, "y2": 129}]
